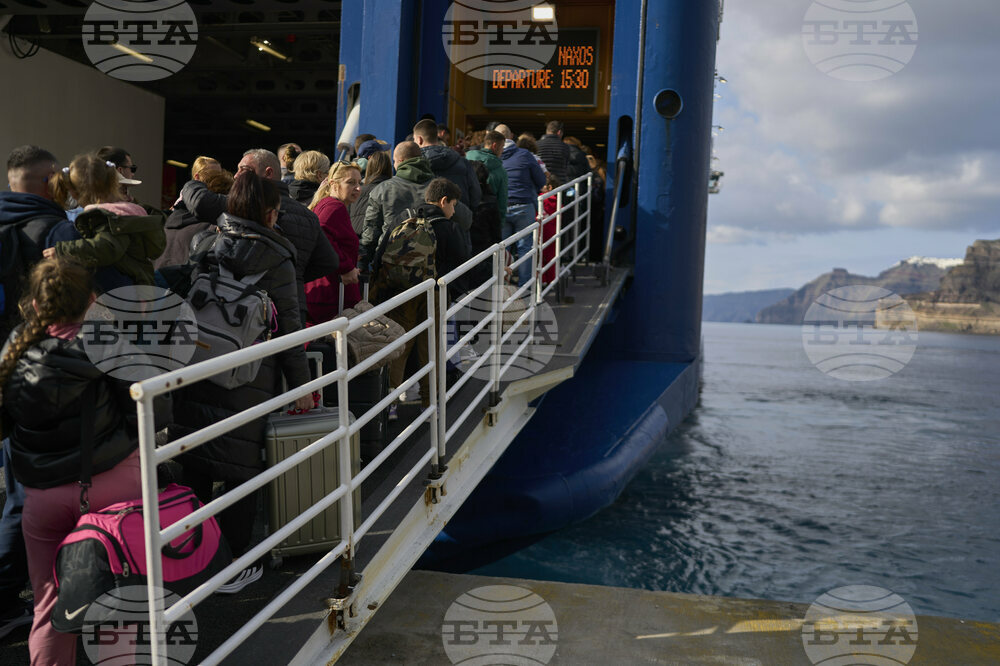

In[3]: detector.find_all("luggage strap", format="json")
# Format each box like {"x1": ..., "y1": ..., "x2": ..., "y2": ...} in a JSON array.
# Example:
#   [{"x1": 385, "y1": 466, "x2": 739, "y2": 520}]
[{"x1": 77, "y1": 384, "x2": 96, "y2": 514}]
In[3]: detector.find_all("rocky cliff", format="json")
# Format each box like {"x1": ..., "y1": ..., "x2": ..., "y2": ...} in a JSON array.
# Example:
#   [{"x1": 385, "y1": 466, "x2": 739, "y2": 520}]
[
  {"x1": 905, "y1": 240, "x2": 1000, "y2": 333},
  {"x1": 756, "y1": 259, "x2": 952, "y2": 325}
]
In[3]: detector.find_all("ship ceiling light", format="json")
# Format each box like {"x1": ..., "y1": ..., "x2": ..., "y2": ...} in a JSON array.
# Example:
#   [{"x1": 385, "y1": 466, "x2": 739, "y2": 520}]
[
  {"x1": 165, "y1": 160, "x2": 188, "y2": 168},
  {"x1": 532, "y1": 4, "x2": 555, "y2": 21},
  {"x1": 245, "y1": 119, "x2": 271, "y2": 132},
  {"x1": 251, "y1": 37, "x2": 292, "y2": 62},
  {"x1": 111, "y1": 43, "x2": 153, "y2": 64}
]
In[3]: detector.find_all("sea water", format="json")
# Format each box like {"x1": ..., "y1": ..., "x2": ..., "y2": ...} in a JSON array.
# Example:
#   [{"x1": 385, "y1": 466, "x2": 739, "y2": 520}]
[{"x1": 472, "y1": 322, "x2": 1000, "y2": 623}]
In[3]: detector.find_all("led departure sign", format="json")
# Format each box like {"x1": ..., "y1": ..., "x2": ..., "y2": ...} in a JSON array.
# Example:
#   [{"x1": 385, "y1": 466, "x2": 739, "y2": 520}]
[{"x1": 484, "y1": 28, "x2": 599, "y2": 108}]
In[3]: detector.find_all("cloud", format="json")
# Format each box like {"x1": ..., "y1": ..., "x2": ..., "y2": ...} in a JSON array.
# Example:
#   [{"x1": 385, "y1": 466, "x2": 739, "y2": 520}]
[{"x1": 709, "y1": 0, "x2": 1000, "y2": 241}]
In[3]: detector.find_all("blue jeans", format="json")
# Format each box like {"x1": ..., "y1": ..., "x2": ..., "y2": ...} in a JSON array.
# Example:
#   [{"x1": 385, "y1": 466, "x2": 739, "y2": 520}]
[
  {"x1": 0, "y1": 439, "x2": 28, "y2": 607},
  {"x1": 503, "y1": 203, "x2": 536, "y2": 289}
]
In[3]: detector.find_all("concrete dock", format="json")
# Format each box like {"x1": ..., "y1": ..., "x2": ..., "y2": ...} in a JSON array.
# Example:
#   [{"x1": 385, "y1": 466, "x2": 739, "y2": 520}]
[{"x1": 339, "y1": 571, "x2": 1000, "y2": 665}]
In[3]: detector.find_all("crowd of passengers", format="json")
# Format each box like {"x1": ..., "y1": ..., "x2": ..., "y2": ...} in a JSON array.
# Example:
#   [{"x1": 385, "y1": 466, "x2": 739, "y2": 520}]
[{"x1": 0, "y1": 118, "x2": 607, "y2": 664}]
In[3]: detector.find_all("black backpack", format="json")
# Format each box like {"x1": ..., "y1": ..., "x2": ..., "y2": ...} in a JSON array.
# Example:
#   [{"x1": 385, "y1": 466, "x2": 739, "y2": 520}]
[{"x1": 0, "y1": 225, "x2": 26, "y2": 337}]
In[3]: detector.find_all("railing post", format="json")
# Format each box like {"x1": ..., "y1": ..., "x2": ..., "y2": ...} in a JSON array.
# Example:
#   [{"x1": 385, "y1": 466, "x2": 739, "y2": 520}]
[
  {"x1": 427, "y1": 285, "x2": 443, "y2": 467},
  {"x1": 435, "y1": 280, "x2": 448, "y2": 463},
  {"x1": 555, "y1": 190, "x2": 564, "y2": 302},
  {"x1": 585, "y1": 173, "x2": 593, "y2": 260},
  {"x1": 136, "y1": 392, "x2": 167, "y2": 665},
  {"x1": 490, "y1": 245, "x2": 503, "y2": 405},
  {"x1": 333, "y1": 328, "x2": 355, "y2": 559},
  {"x1": 535, "y1": 198, "x2": 544, "y2": 306}
]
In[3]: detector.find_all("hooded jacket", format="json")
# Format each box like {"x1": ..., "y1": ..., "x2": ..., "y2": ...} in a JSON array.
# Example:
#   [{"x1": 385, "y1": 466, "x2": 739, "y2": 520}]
[
  {"x1": 181, "y1": 179, "x2": 340, "y2": 324},
  {"x1": 0, "y1": 191, "x2": 67, "y2": 260},
  {"x1": 288, "y1": 178, "x2": 319, "y2": 206},
  {"x1": 53, "y1": 205, "x2": 166, "y2": 286},
  {"x1": 1, "y1": 331, "x2": 136, "y2": 489},
  {"x1": 171, "y1": 212, "x2": 310, "y2": 481},
  {"x1": 501, "y1": 142, "x2": 546, "y2": 205},
  {"x1": 421, "y1": 144, "x2": 482, "y2": 210},
  {"x1": 361, "y1": 156, "x2": 434, "y2": 266},
  {"x1": 465, "y1": 148, "x2": 508, "y2": 220}
]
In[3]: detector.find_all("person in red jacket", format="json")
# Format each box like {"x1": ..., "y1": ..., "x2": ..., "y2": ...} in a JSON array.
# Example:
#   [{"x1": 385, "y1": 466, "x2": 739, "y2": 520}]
[{"x1": 305, "y1": 161, "x2": 363, "y2": 322}]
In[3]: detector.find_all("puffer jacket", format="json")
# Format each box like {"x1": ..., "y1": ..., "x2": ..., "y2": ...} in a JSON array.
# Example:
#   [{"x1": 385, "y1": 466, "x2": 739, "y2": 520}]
[
  {"x1": 421, "y1": 144, "x2": 482, "y2": 210},
  {"x1": 171, "y1": 213, "x2": 311, "y2": 481},
  {"x1": 536, "y1": 134, "x2": 570, "y2": 182},
  {"x1": 361, "y1": 157, "x2": 434, "y2": 267},
  {"x1": 288, "y1": 179, "x2": 319, "y2": 206},
  {"x1": 155, "y1": 201, "x2": 212, "y2": 270},
  {"x1": 1, "y1": 331, "x2": 135, "y2": 489},
  {"x1": 54, "y1": 206, "x2": 166, "y2": 285},
  {"x1": 181, "y1": 179, "x2": 340, "y2": 324}
]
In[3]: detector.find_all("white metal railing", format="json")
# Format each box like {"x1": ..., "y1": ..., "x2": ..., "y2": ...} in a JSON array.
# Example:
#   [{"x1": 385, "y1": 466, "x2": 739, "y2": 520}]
[{"x1": 129, "y1": 175, "x2": 593, "y2": 664}]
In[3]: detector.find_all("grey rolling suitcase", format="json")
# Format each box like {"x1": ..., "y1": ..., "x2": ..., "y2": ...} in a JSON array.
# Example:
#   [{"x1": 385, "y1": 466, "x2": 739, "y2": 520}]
[{"x1": 266, "y1": 353, "x2": 361, "y2": 563}]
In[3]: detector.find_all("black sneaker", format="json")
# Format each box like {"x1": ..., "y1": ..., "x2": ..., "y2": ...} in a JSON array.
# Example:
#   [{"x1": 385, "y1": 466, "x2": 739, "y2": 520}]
[
  {"x1": 0, "y1": 600, "x2": 33, "y2": 640},
  {"x1": 215, "y1": 563, "x2": 263, "y2": 595}
]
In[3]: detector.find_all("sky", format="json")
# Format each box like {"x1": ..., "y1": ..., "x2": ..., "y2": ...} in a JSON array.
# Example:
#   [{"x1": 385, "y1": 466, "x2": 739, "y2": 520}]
[{"x1": 704, "y1": 0, "x2": 1000, "y2": 294}]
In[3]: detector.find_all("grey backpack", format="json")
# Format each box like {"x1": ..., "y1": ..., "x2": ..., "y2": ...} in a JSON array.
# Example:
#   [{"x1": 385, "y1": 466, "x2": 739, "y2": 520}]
[{"x1": 186, "y1": 265, "x2": 275, "y2": 388}]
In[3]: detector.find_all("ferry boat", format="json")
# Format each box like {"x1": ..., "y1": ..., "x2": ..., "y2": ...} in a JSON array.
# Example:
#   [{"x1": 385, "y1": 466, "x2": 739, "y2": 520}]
[{"x1": 1, "y1": 0, "x2": 720, "y2": 662}]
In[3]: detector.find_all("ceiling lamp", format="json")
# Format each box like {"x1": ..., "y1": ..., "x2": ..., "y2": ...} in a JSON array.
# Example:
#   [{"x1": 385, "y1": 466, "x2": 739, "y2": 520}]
[
  {"x1": 250, "y1": 37, "x2": 292, "y2": 62},
  {"x1": 532, "y1": 4, "x2": 555, "y2": 21},
  {"x1": 165, "y1": 160, "x2": 188, "y2": 168},
  {"x1": 245, "y1": 119, "x2": 271, "y2": 132}
]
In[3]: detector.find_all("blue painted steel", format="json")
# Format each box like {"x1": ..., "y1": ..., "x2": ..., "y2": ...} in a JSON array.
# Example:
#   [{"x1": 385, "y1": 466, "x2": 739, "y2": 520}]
[
  {"x1": 336, "y1": 0, "x2": 718, "y2": 566},
  {"x1": 622, "y1": 0, "x2": 718, "y2": 363}
]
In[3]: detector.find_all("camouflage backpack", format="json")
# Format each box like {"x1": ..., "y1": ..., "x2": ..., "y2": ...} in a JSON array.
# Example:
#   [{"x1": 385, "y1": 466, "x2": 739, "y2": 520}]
[{"x1": 379, "y1": 208, "x2": 437, "y2": 292}]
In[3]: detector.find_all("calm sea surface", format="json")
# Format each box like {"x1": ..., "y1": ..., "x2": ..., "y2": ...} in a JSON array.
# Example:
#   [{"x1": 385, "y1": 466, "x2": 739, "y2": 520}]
[{"x1": 472, "y1": 322, "x2": 1000, "y2": 622}]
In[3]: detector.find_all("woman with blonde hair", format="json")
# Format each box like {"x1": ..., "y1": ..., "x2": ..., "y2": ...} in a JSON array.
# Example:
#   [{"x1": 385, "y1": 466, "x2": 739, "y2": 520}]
[
  {"x1": 288, "y1": 150, "x2": 331, "y2": 205},
  {"x1": 305, "y1": 161, "x2": 363, "y2": 322}
]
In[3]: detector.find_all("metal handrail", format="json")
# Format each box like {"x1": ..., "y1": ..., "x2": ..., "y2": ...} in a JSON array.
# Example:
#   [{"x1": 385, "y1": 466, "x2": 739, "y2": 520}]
[{"x1": 130, "y1": 176, "x2": 594, "y2": 664}]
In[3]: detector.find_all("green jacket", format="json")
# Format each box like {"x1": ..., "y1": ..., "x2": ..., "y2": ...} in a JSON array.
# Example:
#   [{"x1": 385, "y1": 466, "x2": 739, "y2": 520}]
[
  {"x1": 465, "y1": 148, "x2": 508, "y2": 222},
  {"x1": 55, "y1": 208, "x2": 166, "y2": 286}
]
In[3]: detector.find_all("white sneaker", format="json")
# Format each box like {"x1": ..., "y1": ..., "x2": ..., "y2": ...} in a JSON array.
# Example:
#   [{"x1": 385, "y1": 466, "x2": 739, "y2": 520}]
[
  {"x1": 215, "y1": 563, "x2": 263, "y2": 594},
  {"x1": 400, "y1": 384, "x2": 421, "y2": 404}
]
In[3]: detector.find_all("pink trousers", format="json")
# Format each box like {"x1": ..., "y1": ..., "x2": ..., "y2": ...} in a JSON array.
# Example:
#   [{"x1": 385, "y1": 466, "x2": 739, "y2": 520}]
[{"x1": 21, "y1": 449, "x2": 142, "y2": 666}]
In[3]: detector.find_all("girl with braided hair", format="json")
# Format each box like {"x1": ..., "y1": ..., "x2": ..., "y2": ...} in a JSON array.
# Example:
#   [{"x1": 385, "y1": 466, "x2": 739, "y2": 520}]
[{"x1": 0, "y1": 257, "x2": 141, "y2": 665}]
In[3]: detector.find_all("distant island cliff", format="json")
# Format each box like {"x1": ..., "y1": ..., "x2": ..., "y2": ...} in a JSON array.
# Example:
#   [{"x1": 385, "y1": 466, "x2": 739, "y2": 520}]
[
  {"x1": 904, "y1": 240, "x2": 1000, "y2": 334},
  {"x1": 756, "y1": 258, "x2": 957, "y2": 325}
]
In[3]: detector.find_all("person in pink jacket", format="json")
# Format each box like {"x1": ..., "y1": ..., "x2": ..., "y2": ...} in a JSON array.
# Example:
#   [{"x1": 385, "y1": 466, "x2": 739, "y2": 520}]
[{"x1": 305, "y1": 161, "x2": 363, "y2": 323}]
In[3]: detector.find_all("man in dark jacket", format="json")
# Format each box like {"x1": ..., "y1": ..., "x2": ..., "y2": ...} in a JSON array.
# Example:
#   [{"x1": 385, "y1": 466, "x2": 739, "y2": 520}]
[
  {"x1": 536, "y1": 120, "x2": 570, "y2": 183},
  {"x1": 1, "y1": 146, "x2": 66, "y2": 336},
  {"x1": 465, "y1": 130, "x2": 508, "y2": 224},
  {"x1": 496, "y1": 124, "x2": 546, "y2": 287},
  {"x1": 413, "y1": 119, "x2": 481, "y2": 212},
  {"x1": 182, "y1": 148, "x2": 339, "y2": 323},
  {"x1": 360, "y1": 141, "x2": 434, "y2": 268},
  {"x1": 564, "y1": 136, "x2": 590, "y2": 181}
]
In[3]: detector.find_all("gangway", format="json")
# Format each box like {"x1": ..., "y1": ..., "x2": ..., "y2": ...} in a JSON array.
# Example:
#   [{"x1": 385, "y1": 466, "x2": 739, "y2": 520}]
[{"x1": 129, "y1": 175, "x2": 625, "y2": 664}]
